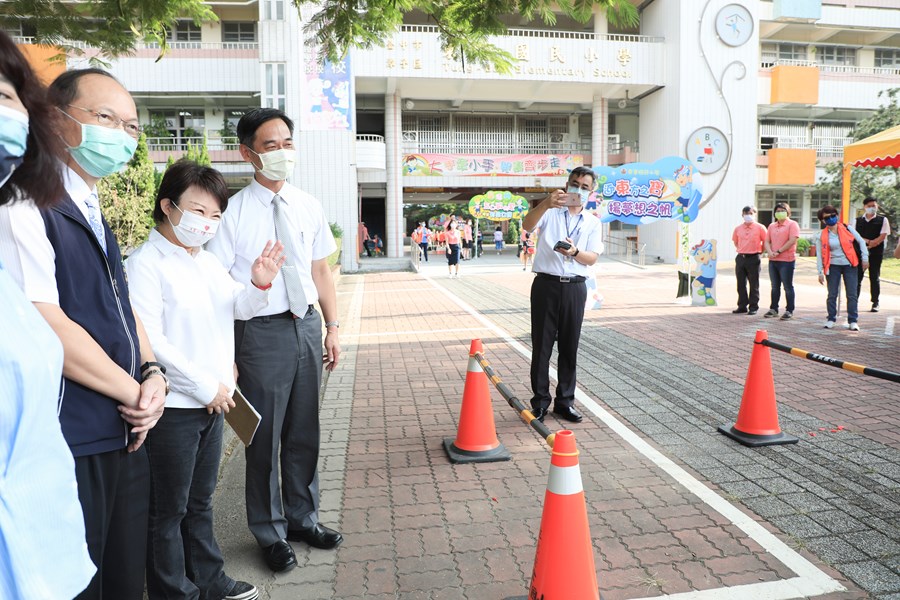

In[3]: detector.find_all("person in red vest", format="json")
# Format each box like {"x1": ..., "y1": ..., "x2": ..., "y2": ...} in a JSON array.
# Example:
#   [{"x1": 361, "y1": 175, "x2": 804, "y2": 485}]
[{"x1": 814, "y1": 205, "x2": 869, "y2": 331}]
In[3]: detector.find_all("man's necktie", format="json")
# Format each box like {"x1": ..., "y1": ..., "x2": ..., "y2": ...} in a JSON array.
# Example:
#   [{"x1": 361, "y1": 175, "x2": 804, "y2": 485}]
[
  {"x1": 272, "y1": 194, "x2": 309, "y2": 316},
  {"x1": 84, "y1": 194, "x2": 107, "y2": 255}
]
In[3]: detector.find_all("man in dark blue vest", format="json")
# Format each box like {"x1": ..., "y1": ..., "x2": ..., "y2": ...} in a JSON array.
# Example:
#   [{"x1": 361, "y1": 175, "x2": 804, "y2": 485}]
[{"x1": 0, "y1": 69, "x2": 167, "y2": 600}]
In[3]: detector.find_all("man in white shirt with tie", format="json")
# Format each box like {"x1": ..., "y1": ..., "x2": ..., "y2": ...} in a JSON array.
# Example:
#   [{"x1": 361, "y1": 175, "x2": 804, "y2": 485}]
[
  {"x1": 206, "y1": 108, "x2": 342, "y2": 573},
  {"x1": 522, "y1": 166, "x2": 604, "y2": 424}
]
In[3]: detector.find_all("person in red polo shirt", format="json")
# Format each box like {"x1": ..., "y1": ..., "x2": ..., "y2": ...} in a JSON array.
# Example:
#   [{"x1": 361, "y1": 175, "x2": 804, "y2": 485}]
[
  {"x1": 731, "y1": 206, "x2": 767, "y2": 315},
  {"x1": 764, "y1": 202, "x2": 800, "y2": 320}
]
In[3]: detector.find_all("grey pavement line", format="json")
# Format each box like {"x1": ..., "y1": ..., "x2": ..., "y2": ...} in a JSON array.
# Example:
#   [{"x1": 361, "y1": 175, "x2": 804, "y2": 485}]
[{"x1": 423, "y1": 274, "x2": 847, "y2": 600}]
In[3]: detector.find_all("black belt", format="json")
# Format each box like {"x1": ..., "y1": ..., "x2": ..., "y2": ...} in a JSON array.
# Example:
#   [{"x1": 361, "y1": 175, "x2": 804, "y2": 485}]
[
  {"x1": 536, "y1": 273, "x2": 586, "y2": 283},
  {"x1": 737, "y1": 253, "x2": 760, "y2": 257},
  {"x1": 252, "y1": 305, "x2": 314, "y2": 321}
]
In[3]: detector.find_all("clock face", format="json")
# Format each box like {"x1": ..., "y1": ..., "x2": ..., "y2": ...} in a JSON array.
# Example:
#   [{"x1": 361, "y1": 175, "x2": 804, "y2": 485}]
[
  {"x1": 686, "y1": 127, "x2": 730, "y2": 174},
  {"x1": 715, "y1": 4, "x2": 754, "y2": 47}
]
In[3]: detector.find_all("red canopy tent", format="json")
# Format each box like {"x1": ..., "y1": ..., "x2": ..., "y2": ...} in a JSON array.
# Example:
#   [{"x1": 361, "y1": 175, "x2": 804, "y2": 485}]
[{"x1": 841, "y1": 124, "x2": 900, "y2": 222}]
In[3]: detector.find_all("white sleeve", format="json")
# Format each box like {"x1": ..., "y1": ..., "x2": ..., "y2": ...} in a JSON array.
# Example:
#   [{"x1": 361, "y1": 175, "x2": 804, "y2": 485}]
[
  {"x1": 125, "y1": 253, "x2": 219, "y2": 405},
  {"x1": 583, "y1": 221, "x2": 604, "y2": 255},
  {"x1": 310, "y1": 205, "x2": 337, "y2": 261},
  {"x1": 881, "y1": 218, "x2": 891, "y2": 236},
  {"x1": 0, "y1": 202, "x2": 59, "y2": 304}
]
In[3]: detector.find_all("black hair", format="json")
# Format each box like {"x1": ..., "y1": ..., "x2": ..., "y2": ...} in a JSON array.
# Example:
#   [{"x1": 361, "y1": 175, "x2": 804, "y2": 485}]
[
  {"x1": 774, "y1": 202, "x2": 789, "y2": 212},
  {"x1": 742, "y1": 206, "x2": 754, "y2": 214},
  {"x1": 863, "y1": 197, "x2": 877, "y2": 205},
  {"x1": 0, "y1": 31, "x2": 67, "y2": 208},
  {"x1": 154, "y1": 159, "x2": 229, "y2": 224},
  {"x1": 568, "y1": 166, "x2": 596, "y2": 185},
  {"x1": 236, "y1": 108, "x2": 294, "y2": 148},
  {"x1": 46, "y1": 68, "x2": 121, "y2": 109},
  {"x1": 817, "y1": 205, "x2": 838, "y2": 222}
]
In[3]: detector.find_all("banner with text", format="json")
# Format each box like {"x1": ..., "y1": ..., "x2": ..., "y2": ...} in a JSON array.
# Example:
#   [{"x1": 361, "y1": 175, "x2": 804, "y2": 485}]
[
  {"x1": 468, "y1": 191, "x2": 529, "y2": 221},
  {"x1": 403, "y1": 153, "x2": 585, "y2": 177},
  {"x1": 591, "y1": 156, "x2": 702, "y2": 225}
]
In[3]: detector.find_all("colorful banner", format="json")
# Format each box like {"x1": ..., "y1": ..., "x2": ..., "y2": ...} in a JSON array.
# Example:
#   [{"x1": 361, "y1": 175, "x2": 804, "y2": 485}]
[
  {"x1": 402, "y1": 154, "x2": 585, "y2": 177},
  {"x1": 592, "y1": 156, "x2": 703, "y2": 225},
  {"x1": 301, "y1": 48, "x2": 353, "y2": 131},
  {"x1": 428, "y1": 214, "x2": 452, "y2": 229},
  {"x1": 468, "y1": 191, "x2": 529, "y2": 221}
]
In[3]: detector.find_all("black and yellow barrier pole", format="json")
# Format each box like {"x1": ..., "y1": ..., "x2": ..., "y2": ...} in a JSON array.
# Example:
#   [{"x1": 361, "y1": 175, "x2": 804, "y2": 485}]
[
  {"x1": 760, "y1": 339, "x2": 900, "y2": 384},
  {"x1": 473, "y1": 351, "x2": 556, "y2": 449}
]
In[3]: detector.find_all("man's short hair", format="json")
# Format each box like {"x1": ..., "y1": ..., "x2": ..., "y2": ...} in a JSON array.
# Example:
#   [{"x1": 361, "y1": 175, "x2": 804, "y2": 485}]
[
  {"x1": 742, "y1": 206, "x2": 755, "y2": 214},
  {"x1": 47, "y1": 68, "x2": 121, "y2": 108},
  {"x1": 568, "y1": 166, "x2": 596, "y2": 185},
  {"x1": 153, "y1": 159, "x2": 230, "y2": 224},
  {"x1": 863, "y1": 197, "x2": 877, "y2": 206},
  {"x1": 237, "y1": 108, "x2": 294, "y2": 148}
]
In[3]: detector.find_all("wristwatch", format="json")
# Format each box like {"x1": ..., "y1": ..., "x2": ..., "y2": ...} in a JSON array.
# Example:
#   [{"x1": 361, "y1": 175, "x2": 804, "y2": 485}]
[
  {"x1": 573, "y1": 248, "x2": 580, "y2": 257},
  {"x1": 324, "y1": 320, "x2": 340, "y2": 329},
  {"x1": 141, "y1": 367, "x2": 170, "y2": 395}
]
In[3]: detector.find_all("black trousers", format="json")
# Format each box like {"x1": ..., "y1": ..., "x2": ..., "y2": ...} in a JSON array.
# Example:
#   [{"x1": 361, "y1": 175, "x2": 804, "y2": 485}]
[
  {"x1": 857, "y1": 251, "x2": 883, "y2": 305},
  {"x1": 74, "y1": 446, "x2": 151, "y2": 600},
  {"x1": 735, "y1": 253, "x2": 761, "y2": 311},
  {"x1": 530, "y1": 275, "x2": 587, "y2": 410}
]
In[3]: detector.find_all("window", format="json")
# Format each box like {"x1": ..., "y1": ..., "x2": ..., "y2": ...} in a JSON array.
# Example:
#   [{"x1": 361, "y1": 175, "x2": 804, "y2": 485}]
[
  {"x1": 263, "y1": 0, "x2": 284, "y2": 20},
  {"x1": 875, "y1": 49, "x2": 900, "y2": 68},
  {"x1": 147, "y1": 109, "x2": 206, "y2": 149},
  {"x1": 222, "y1": 22, "x2": 256, "y2": 43},
  {"x1": 816, "y1": 45, "x2": 857, "y2": 66},
  {"x1": 168, "y1": 21, "x2": 201, "y2": 45},
  {"x1": 264, "y1": 64, "x2": 285, "y2": 112},
  {"x1": 756, "y1": 190, "x2": 801, "y2": 227}
]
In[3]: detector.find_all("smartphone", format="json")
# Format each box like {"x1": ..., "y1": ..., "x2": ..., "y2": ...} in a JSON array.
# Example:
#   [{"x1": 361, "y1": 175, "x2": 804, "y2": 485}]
[
  {"x1": 553, "y1": 240, "x2": 572, "y2": 252},
  {"x1": 560, "y1": 192, "x2": 583, "y2": 207}
]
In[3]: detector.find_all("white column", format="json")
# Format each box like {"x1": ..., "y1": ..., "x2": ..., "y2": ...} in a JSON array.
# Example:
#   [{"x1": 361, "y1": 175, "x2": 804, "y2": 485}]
[
  {"x1": 593, "y1": 7, "x2": 609, "y2": 36},
  {"x1": 592, "y1": 95, "x2": 608, "y2": 168},
  {"x1": 385, "y1": 93, "x2": 403, "y2": 258}
]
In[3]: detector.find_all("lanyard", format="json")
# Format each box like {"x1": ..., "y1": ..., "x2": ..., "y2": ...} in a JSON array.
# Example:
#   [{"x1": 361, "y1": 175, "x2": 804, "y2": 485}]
[{"x1": 564, "y1": 211, "x2": 583, "y2": 240}]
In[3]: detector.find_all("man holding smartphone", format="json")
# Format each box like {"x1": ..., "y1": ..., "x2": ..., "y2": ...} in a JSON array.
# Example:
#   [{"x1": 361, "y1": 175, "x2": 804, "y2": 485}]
[{"x1": 522, "y1": 166, "x2": 604, "y2": 423}]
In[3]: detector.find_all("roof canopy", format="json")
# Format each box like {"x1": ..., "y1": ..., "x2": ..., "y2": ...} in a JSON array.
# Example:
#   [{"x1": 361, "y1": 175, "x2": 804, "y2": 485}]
[{"x1": 843, "y1": 124, "x2": 900, "y2": 169}]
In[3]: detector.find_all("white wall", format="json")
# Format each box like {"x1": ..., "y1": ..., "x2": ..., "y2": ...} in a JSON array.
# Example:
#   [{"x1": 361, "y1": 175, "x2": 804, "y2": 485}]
[{"x1": 640, "y1": 0, "x2": 759, "y2": 263}]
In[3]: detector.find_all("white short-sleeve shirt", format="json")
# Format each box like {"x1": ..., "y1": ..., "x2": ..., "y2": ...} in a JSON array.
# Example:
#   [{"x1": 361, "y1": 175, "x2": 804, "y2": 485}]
[
  {"x1": 206, "y1": 178, "x2": 336, "y2": 316},
  {"x1": 530, "y1": 207, "x2": 604, "y2": 277},
  {"x1": 0, "y1": 166, "x2": 97, "y2": 304}
]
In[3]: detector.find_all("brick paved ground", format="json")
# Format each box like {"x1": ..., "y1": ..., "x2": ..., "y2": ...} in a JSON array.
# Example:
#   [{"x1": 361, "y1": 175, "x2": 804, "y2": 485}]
[{"x1": 214, "y1": 253, "x2": 898, "y2": 599}]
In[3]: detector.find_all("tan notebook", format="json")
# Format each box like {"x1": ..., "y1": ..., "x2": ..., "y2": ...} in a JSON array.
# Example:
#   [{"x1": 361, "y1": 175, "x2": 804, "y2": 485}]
[{"x1": 226, "y1": 388, "x2": 262, "y2": 446}]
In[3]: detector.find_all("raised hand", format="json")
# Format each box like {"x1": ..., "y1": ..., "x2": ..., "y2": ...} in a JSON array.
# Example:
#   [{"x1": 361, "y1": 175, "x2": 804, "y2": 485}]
[{"x1": 250, "y1": 240, "x2": 286, "y2": 288}]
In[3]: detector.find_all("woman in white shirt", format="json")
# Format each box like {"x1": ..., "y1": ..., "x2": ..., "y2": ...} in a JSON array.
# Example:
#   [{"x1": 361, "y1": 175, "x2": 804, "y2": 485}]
[{"x1": 125, "y1": 160, "x2": 284, "y2": 600}]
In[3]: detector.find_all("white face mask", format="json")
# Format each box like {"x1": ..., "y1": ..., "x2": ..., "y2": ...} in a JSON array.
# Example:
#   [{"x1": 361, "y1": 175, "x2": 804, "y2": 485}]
[
  {"x1": 865, "y1": 206, "x2": 877, "y2": 216},
  {"x1": 250, "y1": 148, "x2": 295, "y2": 181},
  {"x1": 170, "y1": 203, "x2": 219, "y2": 247},
  {"x1": 743, "y1": 214, "x2": 754, "y2": 223}
]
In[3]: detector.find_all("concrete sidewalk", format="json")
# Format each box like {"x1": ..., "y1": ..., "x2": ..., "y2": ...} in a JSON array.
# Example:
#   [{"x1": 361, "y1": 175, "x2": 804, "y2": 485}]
[{"x1": 213, "y1": 255, "x2": 899, "y2": 599}]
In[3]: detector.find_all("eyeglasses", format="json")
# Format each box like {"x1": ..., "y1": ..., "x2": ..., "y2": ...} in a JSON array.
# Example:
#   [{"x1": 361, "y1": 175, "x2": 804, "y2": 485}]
[{"x1": 66, "y1": 105, "x2": 143, "y2": 139}]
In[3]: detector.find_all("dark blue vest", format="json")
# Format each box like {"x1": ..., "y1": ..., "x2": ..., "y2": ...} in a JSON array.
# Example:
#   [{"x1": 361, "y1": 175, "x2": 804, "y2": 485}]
[{"x1": 40, "y1": 194, "x2": 141, "y2": 457}]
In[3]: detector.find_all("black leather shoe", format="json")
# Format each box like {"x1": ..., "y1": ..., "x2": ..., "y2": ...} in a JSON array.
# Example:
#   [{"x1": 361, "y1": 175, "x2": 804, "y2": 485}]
[
  {"x1": 262, "y1": 540, "x2": 297, "y2": 572},
  {"x1": 732, "y1": 308, "x2": 748, "y2": 314},
  {"x1": 748, "y1": 309, "x2": 758, "y2": 315},
  {"x1": 553, "y1": 405, "x2": 583, "y2": 423},
  {"x1": 287, "y1": 523, "x2": 343, "y2": 549},
  {"x1": 531, "y1": 407, "x2": 548, "y2": 422}
]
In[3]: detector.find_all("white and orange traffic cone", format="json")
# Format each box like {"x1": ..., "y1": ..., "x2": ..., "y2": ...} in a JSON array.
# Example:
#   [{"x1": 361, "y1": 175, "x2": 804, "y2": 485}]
[
  {"x1": 443, "y1": 339, "x2": 511, "y2": 464},
  {"x1": 529, "y1": 429, "x2": 600, "y2": 600}
]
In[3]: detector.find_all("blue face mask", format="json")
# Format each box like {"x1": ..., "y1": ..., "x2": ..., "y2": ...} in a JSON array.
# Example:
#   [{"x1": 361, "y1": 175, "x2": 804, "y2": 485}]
[
  {"x1": 824, "y1": 215, "x2": 838, "y2": 226},
  {"x1": 60, "y1": 110, "x2": 137, "y2": 178},
  {"x1": 567, "y1": 186, "x2": 590, "y2": 202},
  {"x1": 0, "y1": 104, "x2": 29, "y2": 189}
]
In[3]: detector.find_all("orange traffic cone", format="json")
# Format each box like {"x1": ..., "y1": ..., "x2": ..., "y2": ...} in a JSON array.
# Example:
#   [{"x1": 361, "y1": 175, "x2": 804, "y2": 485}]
[
  {"x1": 529, "y1": 430, "x2": 600, "y2": 600},
  {"x1": 718, "y1": 330, "x2": 798, "y2": 447},
  {"x1": 443, "y1": 339, "x2": 511, "y2": 464}
]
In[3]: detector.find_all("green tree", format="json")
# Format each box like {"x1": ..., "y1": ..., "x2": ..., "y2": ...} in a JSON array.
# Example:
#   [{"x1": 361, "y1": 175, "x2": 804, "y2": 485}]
[
  {"x1": 506, "y1": 219, "x2": 519, "y2": 244},
  {"x1": 818, "y1": 88, "x2": 900, "y2": 250},
  {"x1": 184, "y1": 134, "x2": 211, "y2": 167},
  {"x1": 97, "y1": 134, "x2": 157, "y2": 254},
  {"x1": 2, "y1": 0, "x2": 216, "y2": 63},
  {"x1": 5, "y1": 0, "x2": 638, "y2": 72}
]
